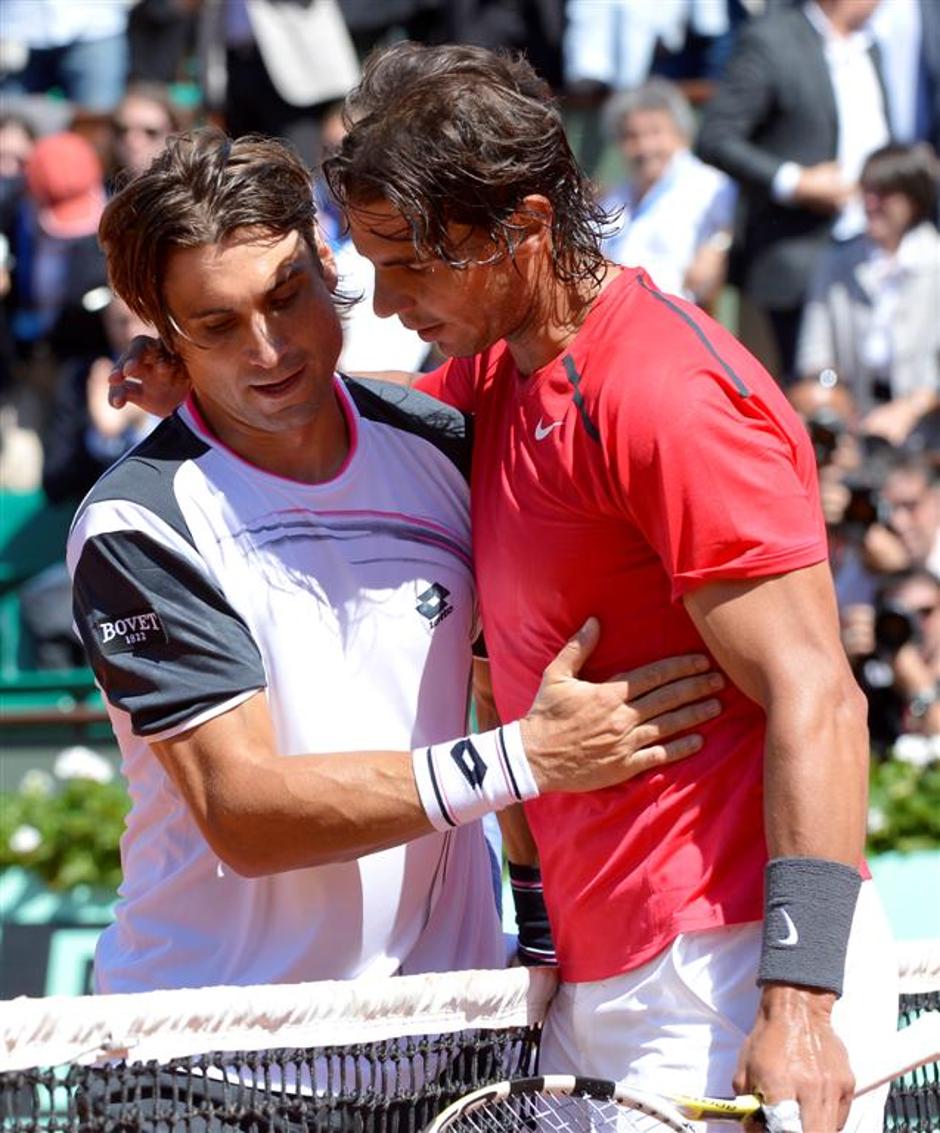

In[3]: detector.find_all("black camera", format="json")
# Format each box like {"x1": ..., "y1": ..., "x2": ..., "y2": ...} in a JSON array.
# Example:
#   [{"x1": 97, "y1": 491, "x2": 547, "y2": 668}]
[
  {"x1": 839, "y1": 474, "x2": 890, "y2": 533},
  {"x1": 806, "y1": 409, "x2": 846, "y2": 466},
  {"x1": 873, "y1": 599, "x2": 921, "y2": 655}
]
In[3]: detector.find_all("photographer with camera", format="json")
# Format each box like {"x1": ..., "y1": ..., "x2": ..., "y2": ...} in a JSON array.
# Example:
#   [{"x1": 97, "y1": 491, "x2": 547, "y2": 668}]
[
  {"x1": 835, "y1": 452, "x2": 940, "y2": 750},
  {"x1": 789, "y1": 381, "x2": 940, "y2": 749},
  {"x1": 857, "y1": 570, "x2": 940, "y2": 751},
  {"x1": 787, "y1": 376, "x2": 905, "y2": 602}
]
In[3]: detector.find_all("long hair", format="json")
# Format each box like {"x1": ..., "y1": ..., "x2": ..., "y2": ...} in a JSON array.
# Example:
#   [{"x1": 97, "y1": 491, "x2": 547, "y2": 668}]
[
  {"x1": 323, "y1": 42, "x2": 609, "y2": 287},
  {"x1": 99, "y1": 128, "x2": 321, "y2": 345}
]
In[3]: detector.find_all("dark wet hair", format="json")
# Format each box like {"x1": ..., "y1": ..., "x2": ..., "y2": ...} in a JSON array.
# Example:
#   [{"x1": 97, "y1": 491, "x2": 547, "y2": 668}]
[{"x1": 323, "y1": 41, "x2": 610, "y2": 286}]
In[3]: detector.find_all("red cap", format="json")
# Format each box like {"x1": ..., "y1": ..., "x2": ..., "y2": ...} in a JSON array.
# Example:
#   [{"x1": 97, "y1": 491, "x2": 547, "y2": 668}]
[{"x1": 25, "y1": 132, "x2": 106, "y2": 240}]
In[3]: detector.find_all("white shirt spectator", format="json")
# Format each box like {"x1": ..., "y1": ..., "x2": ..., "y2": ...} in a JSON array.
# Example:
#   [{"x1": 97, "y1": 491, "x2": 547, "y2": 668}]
[{"x1": 601, "y1": 148, "x2": 735, "y2": 300}]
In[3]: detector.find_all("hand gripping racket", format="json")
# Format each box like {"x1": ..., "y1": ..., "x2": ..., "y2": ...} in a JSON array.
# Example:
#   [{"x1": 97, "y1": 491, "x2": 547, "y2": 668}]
[{"x1": 424, "y1": 1011, "x2": 940, "y2": 1131}]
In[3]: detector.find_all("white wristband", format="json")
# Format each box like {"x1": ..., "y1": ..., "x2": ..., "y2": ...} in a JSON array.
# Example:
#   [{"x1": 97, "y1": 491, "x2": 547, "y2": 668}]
[{"x1": 412, "y1": 722, "x2": 539, "y2": 832}]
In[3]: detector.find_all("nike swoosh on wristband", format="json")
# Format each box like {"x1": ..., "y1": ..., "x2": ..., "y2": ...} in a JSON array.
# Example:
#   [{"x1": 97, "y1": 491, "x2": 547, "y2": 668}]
[
  {"x1": 776, "y1": 907, "x2": 799, "y2": 946},
  {"x1": 534, "y1": 418, "x2": 563, "y2": 441}
]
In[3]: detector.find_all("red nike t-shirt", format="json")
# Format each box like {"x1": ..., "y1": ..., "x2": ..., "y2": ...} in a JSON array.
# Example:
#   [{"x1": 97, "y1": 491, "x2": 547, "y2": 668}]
[{"x1": 417, "y1": 269, "x2": 830, "y2": 982}]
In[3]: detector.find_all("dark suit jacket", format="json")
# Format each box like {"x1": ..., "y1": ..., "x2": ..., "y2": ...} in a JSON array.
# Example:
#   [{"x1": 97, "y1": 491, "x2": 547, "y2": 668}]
[
  {"x1": 920, "y1": 0, "x2": 940, "y2": 154},
  {"x1": 696, "y1": 6, "x2": 888, "y2": 310}
]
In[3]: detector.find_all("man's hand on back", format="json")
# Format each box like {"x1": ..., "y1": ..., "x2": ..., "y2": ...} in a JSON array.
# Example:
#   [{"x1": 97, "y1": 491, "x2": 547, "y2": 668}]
[
  {"x1": 521, "y1": 617, "x2": 724, "y2": 793},
  {"x1": 108, "y1": 334, "x2": 191, "y2": 416}
]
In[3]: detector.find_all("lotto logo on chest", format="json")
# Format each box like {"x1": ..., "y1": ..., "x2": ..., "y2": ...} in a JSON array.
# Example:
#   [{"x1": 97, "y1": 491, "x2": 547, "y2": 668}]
[{"x1": 96, "y1": 608, "x2": 168, "y2": 654}]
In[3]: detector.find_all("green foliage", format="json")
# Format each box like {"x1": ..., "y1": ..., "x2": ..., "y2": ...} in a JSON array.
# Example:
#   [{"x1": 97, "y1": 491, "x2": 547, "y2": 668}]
[
  {"x1": 867, "y1": 752, "x2": 940, "y2": 855},
  {"x1": 1, "y1": 744, "x2": 936, "y2": 897},
  {"x1": 0, "y1": 768, "x2": 129, "y2": 892}
]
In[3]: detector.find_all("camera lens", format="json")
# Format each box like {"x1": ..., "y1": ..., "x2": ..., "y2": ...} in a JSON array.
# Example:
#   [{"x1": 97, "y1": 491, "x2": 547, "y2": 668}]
[{"x1": 873, "y1": 601, "x2": 920, "y2": 654}]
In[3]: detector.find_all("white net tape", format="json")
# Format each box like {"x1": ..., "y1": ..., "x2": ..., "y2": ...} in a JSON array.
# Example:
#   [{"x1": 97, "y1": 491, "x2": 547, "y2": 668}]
[
  {"x1": 897, "y1": 939, "x2": 940, "y2": 996},
  {"x1": 0, "y1": 965, "x2": 559, "y2": 1072},
  {"x1": 3, "y1": 939, "x2": 937, "y2": 1077}
]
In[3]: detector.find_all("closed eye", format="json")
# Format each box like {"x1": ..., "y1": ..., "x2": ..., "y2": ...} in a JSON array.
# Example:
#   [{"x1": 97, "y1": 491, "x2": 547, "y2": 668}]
[{"x1": 270, "y1": 285, "x2": 301, "y2": 310}]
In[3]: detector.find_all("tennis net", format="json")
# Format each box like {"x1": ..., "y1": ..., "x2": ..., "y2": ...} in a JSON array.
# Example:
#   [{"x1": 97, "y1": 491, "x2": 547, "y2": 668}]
[
  {"x1": 885, "y1": 940, "x2": 940, "y2": 1133},
  {"x1": 0, "y1": 966, "x2": 556, "y2": 1132},
  {"x1": 1, "y1": 944, "x2": 938, "y2": 1133}
]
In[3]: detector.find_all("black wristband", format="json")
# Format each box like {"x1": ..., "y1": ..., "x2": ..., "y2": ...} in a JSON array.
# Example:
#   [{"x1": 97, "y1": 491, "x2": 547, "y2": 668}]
[
  {"x1": 508, "y1": 862, "x2": 557, "y2": 967},
  {"x1": 758, "y1": 857, "x2": 862, "y2": 997}
]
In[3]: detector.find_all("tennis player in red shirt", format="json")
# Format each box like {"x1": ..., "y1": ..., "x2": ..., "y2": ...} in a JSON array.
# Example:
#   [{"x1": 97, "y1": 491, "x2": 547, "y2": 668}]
[{"x1": 321, "y1": 42, "x2": 897, "y2": 1133}]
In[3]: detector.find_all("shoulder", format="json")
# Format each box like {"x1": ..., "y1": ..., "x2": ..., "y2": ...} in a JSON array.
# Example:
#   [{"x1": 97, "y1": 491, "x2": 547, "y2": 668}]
[
  {"x1": 342, "y1": 374, "x2": 473, "y2": 480},
  {"x1": 669, "y1": 154, "x2": 734, "y2": 212},
  {"x1": 588, "y1": 274, "x2": 772, "y2": 420},
  {"x1": 748, "y1": 6, "x2": 811, "y2": 42},
  {"x1": 70, "y1": 414, "x2": 209, "y2": 549},
  {"x1": 730, "y1": 7, "x2": 813, "y2": 65},
  {"x1": 683, "y1": 152, "x2": 732, "y2": 192},
  {"x1": 902, "y1": 222, "x2": 940, "y2": 263}
]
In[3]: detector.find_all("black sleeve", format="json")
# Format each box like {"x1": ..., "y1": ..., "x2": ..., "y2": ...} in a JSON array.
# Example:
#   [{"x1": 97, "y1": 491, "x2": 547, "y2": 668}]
[{"x1": 72, "y1": 528, "x2": 266, "y2": 736}]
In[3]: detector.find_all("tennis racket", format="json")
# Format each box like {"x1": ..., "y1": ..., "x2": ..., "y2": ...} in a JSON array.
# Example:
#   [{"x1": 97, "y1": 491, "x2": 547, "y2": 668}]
[{"x1": 425, "y1": 1010, "x2": 940, "y2": 1131}]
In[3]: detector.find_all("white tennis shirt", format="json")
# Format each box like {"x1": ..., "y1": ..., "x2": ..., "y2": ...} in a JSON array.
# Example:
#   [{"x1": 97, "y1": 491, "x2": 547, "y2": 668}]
[{"x1": 68, "y1": 376, "x2": 503, "y2": 993}]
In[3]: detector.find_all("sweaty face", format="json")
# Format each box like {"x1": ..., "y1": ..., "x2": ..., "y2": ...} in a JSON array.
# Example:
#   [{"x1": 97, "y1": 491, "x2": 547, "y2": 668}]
[
  {"x1": 619, "y1": 109, "x2": 685, "y2": 195},
  {"x1": 345, "y1": 199, "x2": 531, "y2": 359},
  {"x1": 163, "y1": 229, "x2": 344, "y2": 460}
]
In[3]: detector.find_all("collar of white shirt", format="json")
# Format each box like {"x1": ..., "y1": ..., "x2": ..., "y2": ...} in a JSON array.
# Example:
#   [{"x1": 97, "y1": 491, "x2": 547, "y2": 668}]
[{"x1": 803, "y1": 0, "x2": 873, "y2": 61}]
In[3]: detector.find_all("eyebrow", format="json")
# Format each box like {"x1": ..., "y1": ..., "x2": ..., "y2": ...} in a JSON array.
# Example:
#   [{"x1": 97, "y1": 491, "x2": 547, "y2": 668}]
[{"x1": 187, "y1": 261, "x2": 307, "y2": 321}]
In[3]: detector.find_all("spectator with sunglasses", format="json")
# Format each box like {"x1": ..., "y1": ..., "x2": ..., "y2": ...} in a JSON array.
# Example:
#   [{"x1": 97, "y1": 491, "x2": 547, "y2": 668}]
[{"x1": 109, "y1": 83, "x2": 182, "y2": 187}]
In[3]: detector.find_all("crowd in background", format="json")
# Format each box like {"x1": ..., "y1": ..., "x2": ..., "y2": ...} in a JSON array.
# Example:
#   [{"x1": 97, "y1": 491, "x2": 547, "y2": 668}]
[{"x1": 0, "y1": 0, "x2": 937, "y2": 754}]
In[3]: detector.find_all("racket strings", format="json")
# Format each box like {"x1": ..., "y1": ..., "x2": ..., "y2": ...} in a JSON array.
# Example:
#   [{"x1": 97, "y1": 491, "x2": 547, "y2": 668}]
[{"x1": 439, "y1": 1091, "x2": 687, "y2": 1132}]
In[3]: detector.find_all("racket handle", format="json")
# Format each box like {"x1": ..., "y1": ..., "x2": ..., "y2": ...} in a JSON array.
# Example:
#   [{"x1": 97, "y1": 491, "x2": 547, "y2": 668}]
[{"x1": 674, "y1": 1092, "x2": 763, "y2": 1121}]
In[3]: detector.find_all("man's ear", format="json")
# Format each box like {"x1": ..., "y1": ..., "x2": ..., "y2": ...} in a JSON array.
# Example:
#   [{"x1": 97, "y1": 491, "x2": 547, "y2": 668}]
[
  {"x1": 314, "y1": 225, "x2": 338, "y2": 292},
  {"x1": 516, "y1": 194, "x2": 552, "y2": 234},
  {"x1": 511, "y1": 194, "x2": 554, "y2": 254}
]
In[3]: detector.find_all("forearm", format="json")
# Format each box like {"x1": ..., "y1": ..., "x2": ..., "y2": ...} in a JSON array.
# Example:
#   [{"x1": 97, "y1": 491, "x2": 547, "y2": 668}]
[
  {"x1": 153, "y1": 734, "x2": 432, "y2": 876},
  {"x1": 743, "y1": 679, "x2": 867, "y2": 1117},
  {"x1": 762, "y1": 675, "x2": 869, "y2": 865}
]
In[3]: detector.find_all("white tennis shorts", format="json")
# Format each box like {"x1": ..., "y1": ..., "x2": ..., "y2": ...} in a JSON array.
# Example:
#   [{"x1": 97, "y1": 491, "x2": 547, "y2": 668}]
[{"x1": 539, "y1": 880, "x2": 898, "y2": 1132}]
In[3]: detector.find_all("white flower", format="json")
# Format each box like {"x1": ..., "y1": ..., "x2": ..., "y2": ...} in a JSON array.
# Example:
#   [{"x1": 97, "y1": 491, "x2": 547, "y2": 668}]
[
  {"x1": 18, "y1": 769, "x2": 54, "y2": 797},
  {"x1": 54, "y1": 745, "x2": 114, "y2": 784},
  {"x1": 867, "y1": 806, "x2": 887, "y2": 835},
  {"x1": 9, "y1": 824, "x2": 41, "y2": 854},
  {"x1": 893, "y1": 734, "x2": 939, "y2": 769}
]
